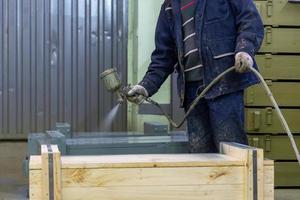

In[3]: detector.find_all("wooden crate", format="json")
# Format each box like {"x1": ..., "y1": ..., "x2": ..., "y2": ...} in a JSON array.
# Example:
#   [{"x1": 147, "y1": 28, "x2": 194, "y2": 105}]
[{"x1": 29, "y1": 143, "x2": 274, "y2": 200}]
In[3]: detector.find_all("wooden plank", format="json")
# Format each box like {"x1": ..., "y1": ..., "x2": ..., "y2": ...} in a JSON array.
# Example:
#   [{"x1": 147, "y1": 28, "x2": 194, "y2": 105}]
[
  {"x1": 256, "y1": 148, "x2": 265, "y2": 200},
  {"x1": 220, "y1": 142, "x2": 265, "y2": 200},
  {"x1": 41, "y1": 145, "x2": 49, "y2": 200},
  {"x1": 264, "y1": 165, "x2": 274, "y2": 185},
  {"x1": 29, "y1": 155, "x2": 42, "y2": 169},
  {"x1": 264, "y1": 162, "x2": 274, "y2": 200},
  {"x1": 31, "y1": 167, "x2": 244, "y2": 188},
  {"x1": 61, "y1": 166, "x2": 244, "y2": 187},
  {"x1": 32, "y1": 145, "x2": 62, "y2": 200},
  {"x1": 30, "y1": 167, "x2": 244, "y2": 187},
  {"x1": 264, "y1": 184, "x2": 274, "y2": 200},
  {"x1": 61, "y1": 185, "x2": 244, "y2": 200},
  {"x1": 30, "y1": 154, "x2": 243, "y2": 170},
  {"x1": 29, "y1": 170, "x2": 42, "y2": 200},
  {"x1": 52, "y1": 145, "x2": 62, "y2": 200},
  {"x1": 29, "y1": 167, "x2": 245, "y2": 200}
]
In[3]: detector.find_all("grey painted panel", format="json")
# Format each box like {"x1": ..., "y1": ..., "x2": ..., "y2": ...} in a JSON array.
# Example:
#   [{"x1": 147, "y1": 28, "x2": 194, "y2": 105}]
[{"x1": 0, "y1": 0, "x2": 128, "y2": 139}]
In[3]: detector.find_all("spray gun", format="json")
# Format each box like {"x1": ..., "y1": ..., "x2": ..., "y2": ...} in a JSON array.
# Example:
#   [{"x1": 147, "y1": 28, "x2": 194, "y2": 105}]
[
  {"x1": 101, "y1": 67, "x2": 300, "y2": 166},
  {"x1": 100, "y1": 68, "x2": 146, "y2": 105}
]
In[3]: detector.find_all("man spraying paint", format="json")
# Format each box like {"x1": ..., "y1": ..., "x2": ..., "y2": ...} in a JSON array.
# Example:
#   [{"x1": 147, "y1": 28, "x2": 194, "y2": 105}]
[{"x1": 129, "y1": 0, "x2": 264, "y2": 153}]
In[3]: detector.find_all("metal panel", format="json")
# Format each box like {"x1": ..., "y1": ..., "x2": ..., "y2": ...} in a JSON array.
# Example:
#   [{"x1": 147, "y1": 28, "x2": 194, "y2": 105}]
[
  {"x1": 275, "y1": 162, "x2": 300, "y2": 187},
  {"x1": 254, "y1": 0, "x2": 300, "y2": 26},
  {"x1": 0, "y1": 0, "x2": 128, "y2": 139},
  {"x1": 245, "y1": 108, "x2": 300, "y2": 134},
  {"x1": 256, "y1": 54, "x2": 300, "y2": 80},
  {"x1": 245, "y1": 82, "x2": 300, "y2": 107},
  {"x1": 248, "y1": 135, "x2": 300, "y2": 160},
  {"x1": 259, "y1": 27, "x2": 300, "y2": 53}
]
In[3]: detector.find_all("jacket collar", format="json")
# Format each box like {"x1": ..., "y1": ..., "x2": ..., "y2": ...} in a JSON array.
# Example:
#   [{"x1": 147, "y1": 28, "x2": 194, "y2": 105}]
[
  {"x1": 171, "y1": 0, "x2": 183, "y2": 52},
  {"x1": 171, "y1": 0, "x2": 206, "y2": 54}
]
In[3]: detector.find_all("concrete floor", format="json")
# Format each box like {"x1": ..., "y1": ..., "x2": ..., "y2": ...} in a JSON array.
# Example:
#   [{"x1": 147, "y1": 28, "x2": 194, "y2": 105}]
[
  {"x1": 1, "y1": 185, "x2": 300, "y2": 200},
  {"x1": 0, "y1": 185, "x2": 28, "y2": 200},
  {"x1": 0, "y1": 142, "x2": 28, "y2": 200},
  {"x1": 0, "y1": 142, "x2": 300, "y2": 200},
  {"x1": 275, "y1": 190, "x2": 300, "y2": 200}
]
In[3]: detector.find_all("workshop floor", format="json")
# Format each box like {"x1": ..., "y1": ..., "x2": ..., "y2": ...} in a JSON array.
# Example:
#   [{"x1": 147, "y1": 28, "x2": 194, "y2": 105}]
[
  {"x1": 0, "y1": 142, "x2": 28, "y2": 200},
  {"x1": 1, "y1": 186, "x2": 300, "y2": 200},
  {"x1": 0, "y1": 142, "x2": 300, "y2": 200}
]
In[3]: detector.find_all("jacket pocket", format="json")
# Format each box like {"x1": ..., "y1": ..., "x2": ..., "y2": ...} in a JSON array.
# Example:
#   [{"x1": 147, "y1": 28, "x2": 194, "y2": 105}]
[
  {"x1": 204, "y1": 0, "x2": 230, "y2": 24},
  {"x1": 209, "y1": 37, "x2": 236, "y2": 59},
  {"x1": 213, "y1": 52, "x2": 235, "y2": 59},
  {"x1": 207, "y1": 37, "x2": 236, "y2": 76}
]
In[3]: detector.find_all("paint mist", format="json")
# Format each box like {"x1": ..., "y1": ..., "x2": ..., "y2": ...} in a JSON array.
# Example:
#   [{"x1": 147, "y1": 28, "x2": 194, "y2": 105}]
[{"x1": 101, "y1": 103, "x2": 121, "y2": 131}]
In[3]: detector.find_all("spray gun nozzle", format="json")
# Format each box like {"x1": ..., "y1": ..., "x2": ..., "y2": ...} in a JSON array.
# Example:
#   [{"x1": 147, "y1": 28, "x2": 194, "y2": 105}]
[
  {"x1": 100, "y1": 68, "x2": 147, "y2": 105},
  {"x1": 116, "y1": 91, "x2": 124, "y2": 103}
]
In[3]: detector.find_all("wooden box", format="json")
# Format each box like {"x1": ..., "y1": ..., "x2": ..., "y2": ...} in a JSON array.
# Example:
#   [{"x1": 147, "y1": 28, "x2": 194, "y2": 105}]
[{"x1": 29, "y1": 143, "x2": 274, "y2": 200}]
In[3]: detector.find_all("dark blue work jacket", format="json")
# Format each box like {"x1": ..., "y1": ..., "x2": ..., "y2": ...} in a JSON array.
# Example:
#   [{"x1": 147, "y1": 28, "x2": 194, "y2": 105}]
[{"x1": 139, "y1": 0, "x2": 264, "y2": 107}]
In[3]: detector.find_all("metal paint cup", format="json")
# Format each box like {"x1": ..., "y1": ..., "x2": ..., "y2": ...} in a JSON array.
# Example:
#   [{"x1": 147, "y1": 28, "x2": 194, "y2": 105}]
[{"x1": 100, "y1": 68, "x2": 122, "y2": 92}]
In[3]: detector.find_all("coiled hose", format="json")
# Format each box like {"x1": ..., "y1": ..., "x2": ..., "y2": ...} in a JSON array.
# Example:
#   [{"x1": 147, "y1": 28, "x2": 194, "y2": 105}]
[{"x1": 145, "y1": 66, "x2": 300, "y2": 165}]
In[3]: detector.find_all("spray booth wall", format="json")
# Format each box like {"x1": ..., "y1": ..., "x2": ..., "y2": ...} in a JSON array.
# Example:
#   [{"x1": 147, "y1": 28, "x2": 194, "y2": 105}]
[
  {"x1": 0, "y1": 0, "x2": 128, "y2": 139},
  {"x1": 127, "y1": 0, "x2": 174, "y2": 132}
]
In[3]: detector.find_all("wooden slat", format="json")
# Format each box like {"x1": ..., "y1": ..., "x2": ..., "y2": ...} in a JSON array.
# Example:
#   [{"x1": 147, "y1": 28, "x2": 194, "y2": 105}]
[
  {"x1": 61, "y1": 166, "x2": 244, "y2": 187},
  {"x1": 52, "y1": 145, "x2": 62, "y2": 200},
  {"x1": 29, "y1": 167, "x2": 245, "y2": 200},
  {"x1": 31, "y1": 145, "x2": 62, "y2": 200},
  {"x1": 30, "y1": 154, "x2": 243, "y2": 170},
  {"x1": 256, "y1": 148, "x2": 265, "y2": 200},
  {"x1": 220, "y1": 143, "x2": 265, "y2": 200},
  {"x1": 29, "y1": 170, "x2": 42, "y2": 200},
  {"x1": 61, "y1": 185, "x2": 244, "y2": 200},
  {"x1": 264, "y1": 184, "x2": 274, "y2": 200},
  {"x1": 264, "y1": 161, "x2": 274, "y2": 200},
  {"x1": 41, "y1": 145, "x2": 49, "y2": 200},
  {"x1": 30, "y1": 167, "x2": 244, "y2": 187},
  {"x1": 264, "y1": 165, "x2": 274, "y2": 185}
]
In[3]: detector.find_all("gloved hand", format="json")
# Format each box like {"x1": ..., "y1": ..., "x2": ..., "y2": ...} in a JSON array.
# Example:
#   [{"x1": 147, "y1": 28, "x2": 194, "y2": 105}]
[
  {"x1": 235, "y1": 52, "x2": 253, "y2": 73},
  {"x1": 128, "y1": 85, "x2": 149, "y2": 97}
]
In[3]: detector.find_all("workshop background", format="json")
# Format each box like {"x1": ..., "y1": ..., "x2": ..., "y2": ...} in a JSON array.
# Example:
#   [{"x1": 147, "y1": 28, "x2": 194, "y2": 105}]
[{"x1": 0, "y1": 0, "x2": 300, "y2": 199}]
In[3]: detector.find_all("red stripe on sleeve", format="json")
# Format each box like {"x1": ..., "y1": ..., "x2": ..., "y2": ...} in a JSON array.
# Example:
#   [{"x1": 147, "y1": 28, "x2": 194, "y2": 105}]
[{"x1": 181, "y1": 0, "x2": 196, "y2": 11}]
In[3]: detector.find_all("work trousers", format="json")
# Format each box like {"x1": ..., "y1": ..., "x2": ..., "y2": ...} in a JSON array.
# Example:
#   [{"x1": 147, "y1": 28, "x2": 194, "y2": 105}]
[{"x1": 184, "y1": 81, "x2": 248, "y2": 153}]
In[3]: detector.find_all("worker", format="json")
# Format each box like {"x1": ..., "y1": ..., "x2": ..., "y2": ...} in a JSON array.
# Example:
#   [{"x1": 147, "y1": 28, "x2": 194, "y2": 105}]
[{"x1": 129, "y1": 0, "x2": 264, "y2": 153}]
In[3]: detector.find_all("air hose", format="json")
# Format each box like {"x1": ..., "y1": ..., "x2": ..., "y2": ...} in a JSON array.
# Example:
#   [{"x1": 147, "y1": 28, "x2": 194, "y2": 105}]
[{"x1": 144, "y1": 66, "x2": 300, "y2": 165}]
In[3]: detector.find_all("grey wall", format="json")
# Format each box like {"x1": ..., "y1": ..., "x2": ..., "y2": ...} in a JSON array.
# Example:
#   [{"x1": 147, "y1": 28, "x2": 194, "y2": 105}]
[{"x1": 0, "y1": 0, "x2": 128, "y2": 139}]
